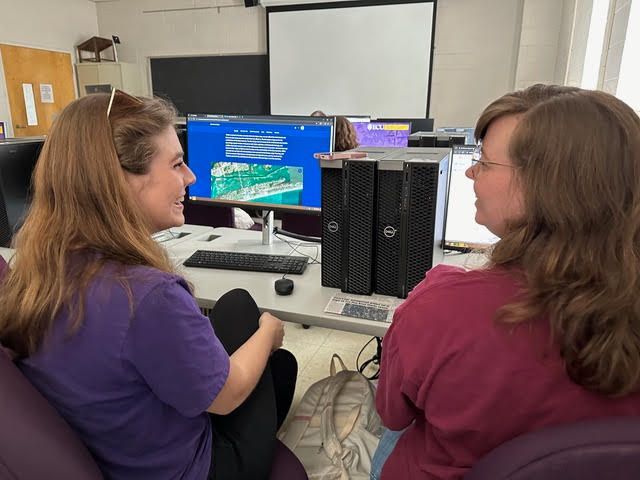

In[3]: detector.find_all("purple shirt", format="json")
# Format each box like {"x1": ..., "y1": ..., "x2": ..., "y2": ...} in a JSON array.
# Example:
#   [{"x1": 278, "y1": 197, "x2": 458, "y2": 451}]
[{"x1": 19, "y1": 263, "x2": 230, "y2": 479}]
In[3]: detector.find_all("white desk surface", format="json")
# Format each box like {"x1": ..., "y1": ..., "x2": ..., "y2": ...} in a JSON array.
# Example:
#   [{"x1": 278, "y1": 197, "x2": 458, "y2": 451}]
[
  {"x1": 0, "y1": 226, "x2": 484, "y2": 337},
  {"x1": 166, "y1": 226, "x2": 483, "y2": 337}
]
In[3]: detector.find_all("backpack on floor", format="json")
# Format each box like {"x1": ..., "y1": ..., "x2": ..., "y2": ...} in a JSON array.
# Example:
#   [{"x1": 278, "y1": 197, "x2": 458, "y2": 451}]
[{"x1": 278, "y1": 354, "x2": 382, "y2": 480}]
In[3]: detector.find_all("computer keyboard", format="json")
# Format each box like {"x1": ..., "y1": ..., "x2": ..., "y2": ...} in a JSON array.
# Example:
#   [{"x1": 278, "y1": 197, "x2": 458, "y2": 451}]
[{"x1": 183, "y1": 250, "x2": 308, "y2": 275}]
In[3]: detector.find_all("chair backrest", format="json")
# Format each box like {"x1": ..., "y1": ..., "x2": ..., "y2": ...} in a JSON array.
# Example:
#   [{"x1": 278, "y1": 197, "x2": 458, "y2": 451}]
[
  {"x1": 0, "y1": 349, "x2": 103, "y2": 479},
  {"x1": 465, "y1": 417, "x2": 640, "y2": 480}
]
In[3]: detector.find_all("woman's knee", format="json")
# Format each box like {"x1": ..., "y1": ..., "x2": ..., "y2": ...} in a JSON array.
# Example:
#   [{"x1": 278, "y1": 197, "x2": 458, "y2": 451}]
[{"x1": 219, "y1": 288, "x2": 255, "y2": 306}]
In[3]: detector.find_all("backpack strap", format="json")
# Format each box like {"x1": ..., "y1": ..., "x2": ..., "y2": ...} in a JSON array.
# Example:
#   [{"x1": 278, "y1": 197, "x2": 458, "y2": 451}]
[{"x1": 330, "y1": 353, "x2": 348, "y2": 376}]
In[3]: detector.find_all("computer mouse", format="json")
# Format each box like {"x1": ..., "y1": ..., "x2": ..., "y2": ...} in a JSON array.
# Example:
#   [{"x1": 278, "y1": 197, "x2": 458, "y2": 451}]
[{"x1": 274, "y1": 278, "x2": 294, "y2": 296}]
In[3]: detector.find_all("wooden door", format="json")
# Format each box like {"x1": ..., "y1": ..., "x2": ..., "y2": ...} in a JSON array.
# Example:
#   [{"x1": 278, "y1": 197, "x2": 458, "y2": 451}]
[{"x1": 0, "y1": 44, "x2": 76, "y2": 137}]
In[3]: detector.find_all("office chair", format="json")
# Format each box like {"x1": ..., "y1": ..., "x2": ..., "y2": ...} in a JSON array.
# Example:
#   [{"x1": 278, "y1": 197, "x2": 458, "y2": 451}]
[
  {"x1": 0, "y1": 346, "x2": 102, "y2": 479},
  {"x1": 0, "y1": 347, "x2": 307, "y2": 480},
  {"x1": 465, "y1": 416, "x2": 640, "y2": 480}
]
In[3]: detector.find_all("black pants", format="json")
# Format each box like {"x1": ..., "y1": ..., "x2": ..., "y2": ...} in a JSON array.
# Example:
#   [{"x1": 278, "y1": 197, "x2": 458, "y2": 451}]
[{"x1": 207, "y1": 289, "x2": 297, "y2": 480}]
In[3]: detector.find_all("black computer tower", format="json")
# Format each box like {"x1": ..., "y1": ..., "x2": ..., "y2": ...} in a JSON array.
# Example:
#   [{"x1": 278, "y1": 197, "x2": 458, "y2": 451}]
[
  {"x1": 375, "y1": 148, "x2": 450, "y2": 298},
  {"x1": 408, "y1": 132, "x2": 465, "y2": 148},
  {"x1": 321, "y1": 157, "x2": 377, "y2": 295}
]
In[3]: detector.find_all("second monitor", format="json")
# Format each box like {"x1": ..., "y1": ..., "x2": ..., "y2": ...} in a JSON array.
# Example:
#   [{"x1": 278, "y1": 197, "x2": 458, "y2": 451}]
[{"x1": 353, "y1": 121, "x2": 412, "y2": 148}]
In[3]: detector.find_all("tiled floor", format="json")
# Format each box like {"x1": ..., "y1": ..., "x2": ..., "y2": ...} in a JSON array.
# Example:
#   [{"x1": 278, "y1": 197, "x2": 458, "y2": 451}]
[{"x1": 279, "y1": 321, "x2": 380, "y2": 432}]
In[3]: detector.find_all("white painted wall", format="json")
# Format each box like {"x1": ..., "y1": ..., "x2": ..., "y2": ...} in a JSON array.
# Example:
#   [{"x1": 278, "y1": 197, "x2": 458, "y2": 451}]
[
  {"x1": 601, "y1": 0, "x2": 632, "y2": 94},
  {"x1": 95, "y1": 0, "x2": 266, "y2": 96},
  {"x1": 555, "y1": 0, "x2": 577, "y2": 84},
  {"x1": 565, "y1": 0, "x2": 594, "y2": 86},
  {"x1": 429, "y1": 0, "x2": 524, "y2": 127},
  {"x1": 514, "y1": 0, "x2": 564, "y2": 89},
  {"x1": 0, "y1": 0, "x2": 98, "y2": 137}
]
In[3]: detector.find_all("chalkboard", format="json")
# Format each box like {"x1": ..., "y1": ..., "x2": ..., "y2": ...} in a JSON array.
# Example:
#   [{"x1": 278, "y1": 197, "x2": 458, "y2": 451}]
[{"x1": 150, "y1": 55, "x2": 269, "y2": 116}]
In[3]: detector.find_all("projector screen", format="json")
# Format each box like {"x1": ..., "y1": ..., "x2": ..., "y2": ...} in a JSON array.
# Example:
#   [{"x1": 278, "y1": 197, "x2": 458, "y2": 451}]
[{"x1": 267, "y1": 1, "x2": 435, "y2": 118}]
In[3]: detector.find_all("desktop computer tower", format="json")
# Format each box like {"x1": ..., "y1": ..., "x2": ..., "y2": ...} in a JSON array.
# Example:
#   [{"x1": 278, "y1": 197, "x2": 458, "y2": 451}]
[
  {"x1": 374, "y1": 148, "x2": 451, "y2": 298},
  {"x1": 321, "y1": 157, "x2": 377, "y2": 295}
]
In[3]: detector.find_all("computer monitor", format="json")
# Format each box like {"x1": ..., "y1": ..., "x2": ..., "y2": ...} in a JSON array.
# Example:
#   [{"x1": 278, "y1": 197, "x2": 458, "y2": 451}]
[
  {"x1": 0, "y1": 138, "x2": 44, "y2": 247},
  {"x1": 437, "y1": 127, "x2": 475, "y2": 145},
  {"x1": 376, "y1": 118, "x2": 434, "y2": 133},
  {"x1": 444, "y1": 145, "x2": 499, "y2": 251},
  {"x1": 186, "y1": 114, "x2": 334, "y2": 214},
  {"x1": 353, "y1": 122, "x2": 412, "y2": 148}
]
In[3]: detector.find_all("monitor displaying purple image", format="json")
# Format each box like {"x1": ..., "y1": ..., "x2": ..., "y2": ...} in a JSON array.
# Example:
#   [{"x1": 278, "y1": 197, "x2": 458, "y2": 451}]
[{"x1": 353, "y1": 121, "x2": 412, "y2": 147}]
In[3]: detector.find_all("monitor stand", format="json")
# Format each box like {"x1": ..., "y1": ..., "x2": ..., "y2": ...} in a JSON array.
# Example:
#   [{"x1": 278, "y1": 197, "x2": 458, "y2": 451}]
[{"x1": 261, "y1": 210, "x2": 274, "y2": 245}]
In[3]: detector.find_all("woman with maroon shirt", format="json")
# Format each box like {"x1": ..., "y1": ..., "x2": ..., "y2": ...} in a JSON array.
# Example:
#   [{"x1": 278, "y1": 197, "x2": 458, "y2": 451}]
[{"x1": 372, "y1": 84, "x2": 640, "y2": 479}]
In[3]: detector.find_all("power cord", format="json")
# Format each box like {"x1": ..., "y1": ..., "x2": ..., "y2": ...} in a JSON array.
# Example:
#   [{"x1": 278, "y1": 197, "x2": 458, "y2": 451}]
[{"x1": 357, "y1": 336, "x2": 383, "y2": 380}]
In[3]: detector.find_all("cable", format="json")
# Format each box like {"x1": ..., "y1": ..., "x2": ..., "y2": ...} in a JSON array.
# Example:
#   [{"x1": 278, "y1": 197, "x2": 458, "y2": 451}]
[
  {"x1": 356, "y1": 336, "x2": 383, "y2": 380},
  {"x1": 273, "y1": 227, "x2": 321, "y2": 244},
  {"x1": 273, "y1": 231, "x2": 321, "y2": 265}
]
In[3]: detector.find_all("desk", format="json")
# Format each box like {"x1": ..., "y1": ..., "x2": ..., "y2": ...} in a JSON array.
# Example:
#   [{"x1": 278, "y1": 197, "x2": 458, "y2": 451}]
[
  {"x1": 0, "y1": 226, "x2": 483, "y2": 337},
  {"x1": 167, "y1": 226, "x2": 483, "y2": 337}
]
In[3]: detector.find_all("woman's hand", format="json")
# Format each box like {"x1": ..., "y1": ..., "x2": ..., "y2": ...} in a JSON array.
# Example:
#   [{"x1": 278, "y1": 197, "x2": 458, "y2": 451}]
[{"x1": 259, "y1": 312, "x2": 284, "y2": 351}]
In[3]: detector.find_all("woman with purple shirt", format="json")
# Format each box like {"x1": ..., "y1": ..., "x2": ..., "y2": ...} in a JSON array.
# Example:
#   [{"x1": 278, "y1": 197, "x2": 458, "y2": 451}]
[{"x1": 0, "y1": 91, "x2": 296, "y2": 479}]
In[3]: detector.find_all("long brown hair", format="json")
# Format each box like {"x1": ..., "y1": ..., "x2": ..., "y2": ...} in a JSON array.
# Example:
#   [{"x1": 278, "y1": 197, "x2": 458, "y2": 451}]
[
  {"x1": 478, "y1": 84, "x2": 640, "y2": 396},
  {"x1": 334, "y1": 116, "x2": 359, "y2": 152},
  {"x1": 0, "y1": 93, "x2": 180, "y2": 357}
]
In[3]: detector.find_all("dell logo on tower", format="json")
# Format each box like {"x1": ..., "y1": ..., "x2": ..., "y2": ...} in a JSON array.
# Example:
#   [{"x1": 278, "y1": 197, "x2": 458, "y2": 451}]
[
  {"x1": 383, "y1": 226, "x2": 397, "y2": 238},
  {"x1": 328, "y1": 221, "x2": 339, "y2": 233}
]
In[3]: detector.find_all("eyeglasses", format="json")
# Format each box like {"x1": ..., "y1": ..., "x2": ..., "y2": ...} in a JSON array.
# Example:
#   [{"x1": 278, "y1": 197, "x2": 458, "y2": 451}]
[
  {"x1": 106, "y1": 88, "x2": 143, "y2": 118},
  {"x1": 471, "y1": 141, "x2": 517, "y2": 169}
]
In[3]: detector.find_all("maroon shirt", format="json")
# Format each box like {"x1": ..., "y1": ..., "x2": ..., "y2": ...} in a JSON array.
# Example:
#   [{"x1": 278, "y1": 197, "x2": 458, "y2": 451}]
[
  {"x1": 377, "y1": 264, "x2": 640, "y2": 479},
  {"x1": 0, "y1": 255, "x2": 7, "y2": 278}
]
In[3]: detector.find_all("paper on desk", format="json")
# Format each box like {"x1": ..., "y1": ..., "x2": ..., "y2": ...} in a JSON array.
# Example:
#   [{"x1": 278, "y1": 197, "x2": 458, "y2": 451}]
[{"x1": 325, "y1": 293, "x2": 403, "y2": 323}]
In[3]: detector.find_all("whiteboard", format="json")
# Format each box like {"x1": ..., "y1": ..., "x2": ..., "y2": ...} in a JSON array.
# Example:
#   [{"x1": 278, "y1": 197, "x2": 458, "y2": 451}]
[{"x1": 268, "y1": 1, "x2": 435, "y2": 118}]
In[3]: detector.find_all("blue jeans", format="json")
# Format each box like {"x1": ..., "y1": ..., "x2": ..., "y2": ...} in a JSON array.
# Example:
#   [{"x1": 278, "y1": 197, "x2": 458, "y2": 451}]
[{"x1": 370, "y1": 428, "x2": 404, "y2": 480}]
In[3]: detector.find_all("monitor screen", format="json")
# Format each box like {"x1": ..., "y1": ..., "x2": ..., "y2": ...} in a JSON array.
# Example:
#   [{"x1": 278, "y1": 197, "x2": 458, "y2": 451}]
[
  {"x1": 0, "y1": 138, "x2": 44, "y2": 247},
  {"x1": 186, "y1": 114, "x2": 334, "y2": 213},
  {"x1": 437, "y1": 127, "x2": 475, "y2": 145},
  {"x1": 376, "y1": 118, "x2": 433, "y2": 133},
  {"x1": 445, "y1": 145, "x2": 499, "y2": 250},
  {"x1": 353, "y1": 122, "x2": 411, "y2": 148}
]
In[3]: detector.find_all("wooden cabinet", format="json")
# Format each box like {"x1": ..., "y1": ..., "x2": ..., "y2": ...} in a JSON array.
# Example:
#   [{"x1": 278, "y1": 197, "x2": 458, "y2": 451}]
[{"x1": 76, "y1": 62, "x2": 142, "y2": 96}]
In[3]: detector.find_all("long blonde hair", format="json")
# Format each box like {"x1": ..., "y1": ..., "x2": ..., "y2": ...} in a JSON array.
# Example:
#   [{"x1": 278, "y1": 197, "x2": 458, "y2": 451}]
[
  {"x1": 478, "y1": 84, "x2": 640, "y2": 396},
  {"x1": 0, "y1": 93, "x2": 180, "y2": 357}
]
